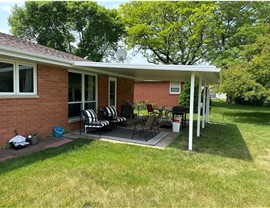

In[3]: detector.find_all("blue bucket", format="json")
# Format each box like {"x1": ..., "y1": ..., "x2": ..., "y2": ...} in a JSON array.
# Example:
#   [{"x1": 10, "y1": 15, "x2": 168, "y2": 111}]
[{"x1": 54, "y1": 126, "x2": 64, "y2": 138}]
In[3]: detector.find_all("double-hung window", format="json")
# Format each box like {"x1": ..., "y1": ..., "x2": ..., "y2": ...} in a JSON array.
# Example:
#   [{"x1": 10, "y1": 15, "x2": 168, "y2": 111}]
[
  {"x1": 0, "y1": 59, "x2": 37, "y2": 96},
  {"x1": 68, "y1": 71, "x2": 97, "y2": 120},
  {"x1": 169, "y1": 81, "x2": 181, "y2": 94}
]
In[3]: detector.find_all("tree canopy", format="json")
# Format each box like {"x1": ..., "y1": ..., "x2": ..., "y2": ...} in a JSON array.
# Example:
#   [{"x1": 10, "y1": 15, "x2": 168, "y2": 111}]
[
  {"x1": 120, "y1": 1, "x2": 270, "y2": 105},
  {"x1": 8, "y1": 1, "x2": 124, "y2": 61},
  {"x1": 119, "y1": 1, "x2": 217, "y2": 65}
]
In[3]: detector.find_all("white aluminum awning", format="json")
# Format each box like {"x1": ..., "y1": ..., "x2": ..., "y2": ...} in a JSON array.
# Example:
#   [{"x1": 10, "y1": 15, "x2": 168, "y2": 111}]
[
  {"x1": 73, "y1": 61, "x2": 221, "y2": 84},
  {"x1": 73, "y1": 61, "x2": 221, "y2": 151}
]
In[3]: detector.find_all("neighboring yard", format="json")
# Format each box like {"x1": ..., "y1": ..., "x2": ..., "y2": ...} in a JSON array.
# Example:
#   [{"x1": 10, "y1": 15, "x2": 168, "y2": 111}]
[{"x1": 0, "y1": 101, "x2": 269, "y2": 207}]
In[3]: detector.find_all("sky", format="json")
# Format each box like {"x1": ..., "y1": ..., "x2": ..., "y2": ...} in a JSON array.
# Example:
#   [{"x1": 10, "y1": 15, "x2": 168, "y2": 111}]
[{"x1": 0, "y1": 0, "x2": 148, "y2": 64}]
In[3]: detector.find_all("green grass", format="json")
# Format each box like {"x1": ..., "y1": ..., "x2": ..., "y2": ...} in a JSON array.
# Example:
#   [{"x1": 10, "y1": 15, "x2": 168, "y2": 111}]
[{"x1": 0, "y1": 100, "x2": 269, "y2": 207}]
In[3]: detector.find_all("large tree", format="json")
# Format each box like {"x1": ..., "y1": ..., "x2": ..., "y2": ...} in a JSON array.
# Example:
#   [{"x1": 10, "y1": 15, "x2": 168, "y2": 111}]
[
  {"x1": 8, "y1": 1, "x2": 124, "y2": 61},
  {"x1": 119, "y1": 1, "x2": 218, "y2": 65}
]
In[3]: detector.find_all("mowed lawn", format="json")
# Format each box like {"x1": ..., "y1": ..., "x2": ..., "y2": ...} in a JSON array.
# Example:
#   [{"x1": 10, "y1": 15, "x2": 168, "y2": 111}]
[{"x1": 0, "y1": 101, "x2": 269, "y2": 207}]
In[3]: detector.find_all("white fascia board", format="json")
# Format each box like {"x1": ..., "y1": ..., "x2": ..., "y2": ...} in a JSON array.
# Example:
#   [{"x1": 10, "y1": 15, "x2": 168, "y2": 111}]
[
  {"x1": 0, "y1": 45, "x2": 73, "y2": 67},
  {"x1": 70, "y1": 65, "x2": 142, "y2": 81},
  {"x1": 73, "y1": 61, "x2": 220, "y2": 72}
]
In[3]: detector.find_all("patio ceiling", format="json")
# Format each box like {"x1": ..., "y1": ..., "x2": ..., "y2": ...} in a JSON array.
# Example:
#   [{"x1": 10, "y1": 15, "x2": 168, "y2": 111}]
[{"x1": 73, "y1": 61, "x2": 221, "y2": 84}]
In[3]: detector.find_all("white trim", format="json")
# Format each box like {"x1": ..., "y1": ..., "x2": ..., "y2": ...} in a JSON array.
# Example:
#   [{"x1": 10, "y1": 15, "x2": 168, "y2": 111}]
[
  {"x1": 169, "y1": 81, "x2": 181, "y2": 94},
  {"x1": 108, "y1": 77, "x2": 117, "y2": 108},
  {"x1": 0, "y1": 58, "x2": 37, "y2": 97},
  {"x1": 0, "y1": 45, "x2": 73, "y2": 67},
  {"x1": 188, "y1": 72, "x2": 195, "y2": 151},
  {"x1": 68, "y1": 70, "x2": 98, "y2": 120}
]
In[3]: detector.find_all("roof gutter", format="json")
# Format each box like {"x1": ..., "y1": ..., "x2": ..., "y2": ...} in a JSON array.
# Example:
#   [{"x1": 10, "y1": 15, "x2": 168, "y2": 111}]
[{"x1": 0, "y1": 45, "x2": 74, "y2": 67}]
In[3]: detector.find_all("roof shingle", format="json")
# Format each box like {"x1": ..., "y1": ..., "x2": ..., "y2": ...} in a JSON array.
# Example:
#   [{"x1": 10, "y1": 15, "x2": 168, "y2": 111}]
[{"x1": 0, "y1": 32, "x2": 88, "y2": 62}]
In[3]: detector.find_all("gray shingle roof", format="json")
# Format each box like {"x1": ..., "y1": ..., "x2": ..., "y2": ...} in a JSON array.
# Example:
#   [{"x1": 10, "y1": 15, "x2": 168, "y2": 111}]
[{"x1": 0, "y1": 32, "x2": 88, "y2": 62}]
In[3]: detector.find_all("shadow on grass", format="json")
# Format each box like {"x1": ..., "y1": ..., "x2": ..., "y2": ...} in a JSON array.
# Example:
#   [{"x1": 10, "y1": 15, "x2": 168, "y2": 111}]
[
  {"x1": 169, "y1": 122, "x2": 253, "y2": 161},
  {"x1": 0, "y1": 138, "x2": 93, "y2": 175},
  {"x1": 224, "y1": 112, "x2": 270, "y2": 125}
]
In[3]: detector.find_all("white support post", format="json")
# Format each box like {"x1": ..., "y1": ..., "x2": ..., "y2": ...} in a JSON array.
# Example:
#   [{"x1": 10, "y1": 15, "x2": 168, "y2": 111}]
[
  {"x1": 188, "y1": 72, "x2": 195, "y2": 151},
  {"x1": 197, "y1": 77, "x2": 202, "y2": 137},
  {"x1": 202, "y1": 82, "x2": 206, "y2": 128},
  {"x1": 206, "y1": 87, "x2": 210, "y2": 123}
]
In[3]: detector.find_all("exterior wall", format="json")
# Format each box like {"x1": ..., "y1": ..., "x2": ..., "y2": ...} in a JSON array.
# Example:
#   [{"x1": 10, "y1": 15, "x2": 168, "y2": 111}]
[
  {"x1": 0, "y1": 64, "x2": 68, "y2": 146},
  {"x1": 117, "y1": 78, "x2": 134, "y2": 114},
  {"x1": 0, "y1": 64, "x2": 135, "y2": 146},
  {"x1": 97, "y1": 76, "x2": 134, "y2": 116},
  {"x1": 134, "y1": 81, "x2": 182, "y2": 107}
]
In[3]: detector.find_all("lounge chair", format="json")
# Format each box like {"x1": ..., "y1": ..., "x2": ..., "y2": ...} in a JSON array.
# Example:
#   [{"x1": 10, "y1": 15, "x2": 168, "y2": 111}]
[
  {"x1": 80, "y1": 109, "x2": 110, "y2": 137},
  {"x1": 101, "y1": 106, "x2": 127, "y2": 128}
]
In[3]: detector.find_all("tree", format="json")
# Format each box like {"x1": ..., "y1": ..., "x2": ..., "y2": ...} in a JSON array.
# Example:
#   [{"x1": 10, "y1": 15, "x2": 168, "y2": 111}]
[
  {"x1": 8, "y1": 1, "x2": 124, "y2": 61},
  {"x1": 209, "y1": 2, "x2": 270, "y2": 68},
  {"x1": 119, "y1": 1, "x2": 218, "y2": 65},
  {"x1": 221, "y1": 30, "x2": 270, "y2": 105}
]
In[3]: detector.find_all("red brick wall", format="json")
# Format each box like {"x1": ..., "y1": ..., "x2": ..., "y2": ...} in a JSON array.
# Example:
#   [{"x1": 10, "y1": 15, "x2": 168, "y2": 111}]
[
  {"x1": 98, "y1": 75, "x2": 109, "y2": 115},
  {"x1": 0, "y1": 68, "x2": 135, "y2": 145},
  {"x1": 134, "y1": 81, "x2": 181, "y2": 108},
  {"x1": 98, "y1": 76, "x2": 134, "y2": 115},
  {"x1": 117, "y1": 78, "x2": 134, "y2": 113},
  {"x1": 0, "y1": 64, "x2": 68, "y2": 146}
]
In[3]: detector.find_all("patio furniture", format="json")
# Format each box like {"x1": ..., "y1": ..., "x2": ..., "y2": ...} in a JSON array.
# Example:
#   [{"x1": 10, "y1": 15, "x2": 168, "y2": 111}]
[
  {"x1": 132, "y1": 114, "x2": 156, "y2": 141},
  {"x1": 101, "y1": 106, "x2": 127, "y2": 128},
  {"x1": 153, "y1": 110, "x2": 163, "y2": 133},
  {"x1": 172, "y1": 106, "x2": 187, "y2": 128},
  {"x1": 80, "y1": 109, "x2": 110, "y2": 137},
  {"x1": 146, "y1": 104, "x2": 157, "y2": 116}
]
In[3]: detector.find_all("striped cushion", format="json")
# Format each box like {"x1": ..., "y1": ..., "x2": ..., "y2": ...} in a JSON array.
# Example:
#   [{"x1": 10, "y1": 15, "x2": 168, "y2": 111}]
[
  {"x1": 105, "y1": 106, "x2": 117, "y2": 118},
  {"x1": 85, "y1": 120, "x2": 110, "y2": 128},
  {"x1": 110, "y1": 117, "x2": 127, "y2": 123},
  {"x1": 82, "y1": 109, "x2": 98, "y2": 124},
  {"x1": 82, "y1": 109, "x2": 109, "y2": 128}
]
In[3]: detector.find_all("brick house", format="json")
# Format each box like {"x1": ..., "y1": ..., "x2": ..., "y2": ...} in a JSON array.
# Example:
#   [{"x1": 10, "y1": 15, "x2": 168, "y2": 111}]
[
  {"x1": 0, "y1": 32, "x2": 134, "y2": 146},
  {"x1": 0, "y1": 32, "x2": 221, "y2": 150},
  {"x1": 134, "y1": 81, "x2": 184, "y2": 107}
]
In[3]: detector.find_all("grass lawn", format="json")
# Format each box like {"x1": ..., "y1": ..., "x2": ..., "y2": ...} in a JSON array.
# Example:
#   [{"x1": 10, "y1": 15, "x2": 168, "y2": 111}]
[{"x1": 0, "y1": 100, "x2": 269, "y2": 207}]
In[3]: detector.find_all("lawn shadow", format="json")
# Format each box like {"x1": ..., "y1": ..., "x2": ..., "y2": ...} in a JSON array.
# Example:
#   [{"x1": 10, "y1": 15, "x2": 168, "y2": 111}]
[
  {"x1": 0, "y1": 138, "x2": 93, "y2": 175},
  {"x1": 224, "y1": 112, "x2": 270, "y2": 125},
  {"x1": 169, "y1": 122, "x2": 253, "y2": 161}
]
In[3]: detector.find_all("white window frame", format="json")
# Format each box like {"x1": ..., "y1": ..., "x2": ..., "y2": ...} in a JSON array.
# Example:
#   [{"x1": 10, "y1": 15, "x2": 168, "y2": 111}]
[
  {"x1": 169, "y1": 81, "x2": 181, "y2": 94},
  {"x1": 68, "y1": 69, "x2": 98, "y2": 122},
  {"x1": 0, "y1": 58, "x2": 37, "y2": 97},
  {"x1": 108, "y1": 77, "x2": 117, "y2": 108}
]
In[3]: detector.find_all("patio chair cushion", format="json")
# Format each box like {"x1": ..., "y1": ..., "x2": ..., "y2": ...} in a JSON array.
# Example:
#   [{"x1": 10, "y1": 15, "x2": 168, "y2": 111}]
[
  {"x1": 82, "y1": 109, "x2": 109, "y2": 128},
  {"x1": 105, "y1": 106, "x2": 117, "y2": 118},
  {"x1": 103, "y1": 106, "x2": 127, "y2": 123}
]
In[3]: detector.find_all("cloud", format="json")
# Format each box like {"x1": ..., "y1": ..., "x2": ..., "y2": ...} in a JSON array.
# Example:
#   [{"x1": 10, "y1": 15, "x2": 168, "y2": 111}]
[{"x1": 1, "y1": 5, "x2": 12, "y2": 13}]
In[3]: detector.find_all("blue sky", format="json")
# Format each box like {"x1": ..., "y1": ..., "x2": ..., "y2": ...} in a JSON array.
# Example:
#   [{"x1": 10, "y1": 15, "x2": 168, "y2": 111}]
[{"x1": 0, "y1": 0, "x2": 147, "y2": 63}]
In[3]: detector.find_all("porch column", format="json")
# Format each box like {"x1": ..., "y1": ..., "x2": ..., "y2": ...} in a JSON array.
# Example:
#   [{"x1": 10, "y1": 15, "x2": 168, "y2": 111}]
[
  {"x1": 206, "y1": 87, "x2": 210, "y2": 123},
  {"x1": 197, "y1": 77, "x2": 202, "y2": 137},
  {"x1": 188, "y1": 72, "x2": 195, "y2": 151},
  {"x1": 202, "y1": 82, "x2": 206, "y2": 128}
]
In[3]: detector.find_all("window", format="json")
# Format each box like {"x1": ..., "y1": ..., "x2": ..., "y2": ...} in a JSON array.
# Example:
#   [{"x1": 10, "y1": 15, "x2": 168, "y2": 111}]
[
  {"x1": 0, "y1": 59, "x2": 36, "y2": 96},
  {"x1": 109, "y1": 77, "x2": 117, "y2": 107},
  {"x1": 68, "y1": 71, "x2": 97, "y2": 119},
  {"x1": 170, "y1": 82, "x2": 181, "y2": 94}
]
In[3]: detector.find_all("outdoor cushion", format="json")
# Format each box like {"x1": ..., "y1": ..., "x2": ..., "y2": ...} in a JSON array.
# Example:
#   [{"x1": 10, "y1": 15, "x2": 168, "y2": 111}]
[
  {"x1": 102, "y1": 106, "x2": 127, "y2": 124},
  {"x1": 81, "y1": 109, "x2": 109, "y2": 129}
]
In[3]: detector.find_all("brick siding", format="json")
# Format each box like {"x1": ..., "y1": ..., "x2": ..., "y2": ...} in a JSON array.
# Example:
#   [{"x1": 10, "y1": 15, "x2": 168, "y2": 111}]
[
  {"x1": 0, "y1": 64, "x2": 68, "y2": 146},
  {"x1": 134, "y1": 81, "x2": 182, "y2": 107}
]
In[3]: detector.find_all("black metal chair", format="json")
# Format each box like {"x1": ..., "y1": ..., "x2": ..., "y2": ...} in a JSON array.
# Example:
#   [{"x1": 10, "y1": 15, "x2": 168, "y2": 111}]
[{"x1": 80, "y1": 109, "x2": 110, "y2": 137}]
